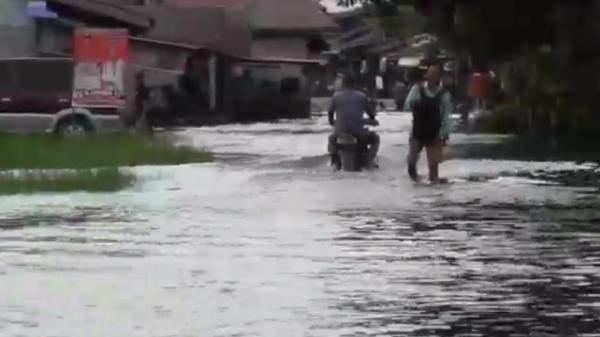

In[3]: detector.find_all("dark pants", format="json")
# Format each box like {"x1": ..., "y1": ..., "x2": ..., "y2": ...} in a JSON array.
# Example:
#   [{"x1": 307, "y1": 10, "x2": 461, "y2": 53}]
[
  {"x1": 328, "y1": 131, "x2": 380, "y2": 166},
  {"x1": 407, "y1": 136, "x2": 443, "y2": 182}
]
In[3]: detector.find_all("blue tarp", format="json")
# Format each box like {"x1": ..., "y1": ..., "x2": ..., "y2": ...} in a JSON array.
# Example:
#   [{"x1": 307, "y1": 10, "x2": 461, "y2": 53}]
[{"x1": 27, "y1": 1, "x2": 57, "y2": 18}]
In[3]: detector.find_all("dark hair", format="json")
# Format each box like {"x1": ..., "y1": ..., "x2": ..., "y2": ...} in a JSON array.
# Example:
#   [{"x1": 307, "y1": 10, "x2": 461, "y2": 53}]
[
  {"x1": 428, "y1": 63, "x2": 443, "y2": 71},
  {"x1": 342, "y1": 76, "x2": 356, "y2": 88}
]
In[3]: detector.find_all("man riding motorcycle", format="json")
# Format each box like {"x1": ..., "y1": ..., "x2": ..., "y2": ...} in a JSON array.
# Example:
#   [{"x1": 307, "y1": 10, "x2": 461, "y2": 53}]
[{"x1": 327, "y1": 76, "x2": 380, "y2": 169}]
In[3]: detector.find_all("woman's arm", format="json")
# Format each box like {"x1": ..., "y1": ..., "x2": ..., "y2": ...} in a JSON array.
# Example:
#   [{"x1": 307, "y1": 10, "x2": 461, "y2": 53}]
[
  {"x1": 439, "y1": 92, "x2": 454, "y2": 140},
  {"x1": 403, "y1": 84, "x2": 420, "y2": 112}
]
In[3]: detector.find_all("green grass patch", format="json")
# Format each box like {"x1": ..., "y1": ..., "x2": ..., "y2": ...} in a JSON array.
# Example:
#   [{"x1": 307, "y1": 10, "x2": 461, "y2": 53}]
[
  {"x1": 0, "y1": 168, "x2": 136, "y2": 195},
  {"x1": 0, "y1": 132, "x2": 212, "y2": 195},
  {"x1": 0, "y1": 132, "x2": 212, "y2": 170}
]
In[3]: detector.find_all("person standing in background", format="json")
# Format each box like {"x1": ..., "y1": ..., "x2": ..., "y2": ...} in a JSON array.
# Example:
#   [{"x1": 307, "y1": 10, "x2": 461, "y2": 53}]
[{"x1": 404, "y1": 64, "x2": 453, "y2": 183}]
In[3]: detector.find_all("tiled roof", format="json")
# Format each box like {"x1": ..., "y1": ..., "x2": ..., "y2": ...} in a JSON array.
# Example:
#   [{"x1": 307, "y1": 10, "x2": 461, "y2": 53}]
[
  {"x1": 162, "y1": 0, "x2": 337, "y2": 33},
  {"x1": 248, "y1": 0, "x2": 337, "y2": 32}
]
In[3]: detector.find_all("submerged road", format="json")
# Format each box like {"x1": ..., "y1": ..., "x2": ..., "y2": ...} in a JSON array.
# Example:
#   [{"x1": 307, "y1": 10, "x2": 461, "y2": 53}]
[{"x1": 1, "y1": 112, "x2": 599, "y2": 336}]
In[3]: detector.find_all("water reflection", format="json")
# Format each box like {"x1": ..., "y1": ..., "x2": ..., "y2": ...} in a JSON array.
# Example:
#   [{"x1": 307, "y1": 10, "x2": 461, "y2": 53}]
[
  {"x1": 326, "y1": 200, "x2": 600, "y2": 336},
  {"x1": 0, "y1": 206, "x2": 139, "y2": 230}
]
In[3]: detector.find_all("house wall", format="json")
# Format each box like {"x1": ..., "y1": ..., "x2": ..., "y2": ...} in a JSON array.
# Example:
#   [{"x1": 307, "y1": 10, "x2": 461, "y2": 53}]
[
  {"x1": 0, "y1": 0, "x2": 35, "y2": 57},
  {"x1": 0, "y1": 27, "x2": 36, "y2": 57},
  {"x1": 250, "y1": 37, "x2": 310, "y2": 60},
  {"x1": 36, "y1": 20, "x2": 73, "y2": 56}
]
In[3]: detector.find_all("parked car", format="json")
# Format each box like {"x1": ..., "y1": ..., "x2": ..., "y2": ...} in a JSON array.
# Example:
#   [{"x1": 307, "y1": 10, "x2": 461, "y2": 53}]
[{"x1": 0, "y1": 57, "x2": 124, "y2": 136}]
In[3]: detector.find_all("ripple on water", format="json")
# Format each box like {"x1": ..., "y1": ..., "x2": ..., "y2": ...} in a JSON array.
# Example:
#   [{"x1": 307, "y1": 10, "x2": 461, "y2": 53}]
[
  {"x1": 317, "y1": 197, "x2": 600, "y2": 336},
  {"x1": 1, "y1": 113, "x2": 600, "y2": 336}
]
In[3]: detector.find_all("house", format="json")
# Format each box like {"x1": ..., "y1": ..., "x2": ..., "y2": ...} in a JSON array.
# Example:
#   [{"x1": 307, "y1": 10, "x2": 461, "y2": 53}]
[
  {"x1": 34, "y1": 0, "x2": 330, "y2": 123},
  {"x1": 130, "y1": 0, "x2": 338, "y2": 60},
  {"x1": 97, "y1": 0, "x2": 338, "y2": 60},
  {"x1": 245, "y1": 0, "x2": 337, "y2": 59},
  {"x1": 84, "y1": 0, "x2": 339, "y2": 113}
]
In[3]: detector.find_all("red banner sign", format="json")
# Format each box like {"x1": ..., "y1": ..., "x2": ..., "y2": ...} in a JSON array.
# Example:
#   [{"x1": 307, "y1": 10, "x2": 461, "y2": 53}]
[{"x1": 72, "y1": 28, "x2": 128, "y2": 108}]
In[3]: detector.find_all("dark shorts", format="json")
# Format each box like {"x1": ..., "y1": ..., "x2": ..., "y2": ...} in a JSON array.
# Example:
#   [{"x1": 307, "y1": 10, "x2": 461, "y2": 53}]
[{"x1": 407, "y1": 137, "x2": 443, "y2": 166}]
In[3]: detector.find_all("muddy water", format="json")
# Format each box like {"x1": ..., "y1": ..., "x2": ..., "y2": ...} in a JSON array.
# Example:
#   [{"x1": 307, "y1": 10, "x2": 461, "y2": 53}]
[{"x1": 1, "y1": 113, "x2": 599, "y2": 337}]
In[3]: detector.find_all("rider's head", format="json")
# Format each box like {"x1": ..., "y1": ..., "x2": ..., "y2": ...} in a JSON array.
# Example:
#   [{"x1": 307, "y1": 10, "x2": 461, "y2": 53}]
[
  {"x1": 342, "y1": 76, "x2": 356, "y2": 89},
  {"x1": 425, "y1": 64, "x2": 442, "y2": 87}
]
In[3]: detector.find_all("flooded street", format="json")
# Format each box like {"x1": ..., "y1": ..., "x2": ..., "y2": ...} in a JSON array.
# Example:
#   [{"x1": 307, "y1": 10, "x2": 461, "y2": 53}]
[{"x1": 1, "y1": 112, "x2": 600, "y2": 336}]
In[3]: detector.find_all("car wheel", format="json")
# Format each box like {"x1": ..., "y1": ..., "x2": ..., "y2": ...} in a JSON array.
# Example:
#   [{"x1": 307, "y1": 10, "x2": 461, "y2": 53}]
[{"x1": 55, "y1": 115, "x2": 94, "y2": 137}]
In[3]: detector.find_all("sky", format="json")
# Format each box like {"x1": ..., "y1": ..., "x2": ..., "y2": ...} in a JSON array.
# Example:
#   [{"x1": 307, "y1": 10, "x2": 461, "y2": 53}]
[{"x1": 320, "y1": 0, "x2": 361, "y2": 13}]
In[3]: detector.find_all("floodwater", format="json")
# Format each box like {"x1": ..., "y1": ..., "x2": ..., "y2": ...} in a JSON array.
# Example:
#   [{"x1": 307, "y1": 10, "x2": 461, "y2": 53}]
[{"x1": 1, "y1": 112, "x2": 600, "y2": 337}]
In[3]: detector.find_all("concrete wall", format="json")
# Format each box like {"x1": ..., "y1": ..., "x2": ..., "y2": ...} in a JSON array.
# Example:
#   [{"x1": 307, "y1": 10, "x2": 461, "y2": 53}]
[
  {"x1": 0, "y1": 0, "x2": 35, "y2": 57},
  {"x1": 36, "y1": 21, "x2": 72, "y2": 55}
]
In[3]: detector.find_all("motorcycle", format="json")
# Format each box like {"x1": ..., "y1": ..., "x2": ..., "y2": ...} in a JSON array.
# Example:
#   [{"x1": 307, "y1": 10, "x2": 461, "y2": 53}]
[{"x1": 332, "y1": 118, "x2": 379, "y2": 172}]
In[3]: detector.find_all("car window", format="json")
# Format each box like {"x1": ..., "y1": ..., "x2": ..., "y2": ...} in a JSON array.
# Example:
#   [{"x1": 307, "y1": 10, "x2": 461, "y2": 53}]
[
  {"x1": 0, "y1": 62, "x2": 15, "y2": 91},
  {"x1": 16, "y1": 60, "x2": 73, "y2": 92}
]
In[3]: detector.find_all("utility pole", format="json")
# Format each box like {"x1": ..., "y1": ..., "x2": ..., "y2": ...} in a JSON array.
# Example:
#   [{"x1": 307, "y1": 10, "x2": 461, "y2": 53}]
[{"x1": 0, "y1": 0, "x2": 34, "y2": 57}]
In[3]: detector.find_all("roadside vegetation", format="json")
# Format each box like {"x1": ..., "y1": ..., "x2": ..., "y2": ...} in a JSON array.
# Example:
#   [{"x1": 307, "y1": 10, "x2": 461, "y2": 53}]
[
  {"x1": 0, "y1": 168, "x2": 135, "y2": 195},
  {"x1": 0, "y1": 132, "x2": 212, "y2": 194}
]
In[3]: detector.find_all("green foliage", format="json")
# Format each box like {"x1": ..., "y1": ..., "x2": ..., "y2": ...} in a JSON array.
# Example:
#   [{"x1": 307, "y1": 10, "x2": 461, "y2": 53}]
[
  {"x1": 0, "y1": 133, "x2": 212, "y2": 195},
  {"x1": 341, "y1": 0, "x2": 600, "y2": 135},
  {"x1": 475, "y1": 104, "x2": 528, "y2": 134},
  {"x1": 0, "y1": 133, "x2": 212, "y2": 170},
  {"x1": 456, "y1": 1, "x2": 556, "y2": 62},
  {"x1": 0, "y1": 169, "x2": 135, "y2": 195},
  {"x1": 339, "y1": 0, "x2": 559, "y2": 62},
  {"x1": 371, "y1": 5, "x2": 427, "y2": 38}
]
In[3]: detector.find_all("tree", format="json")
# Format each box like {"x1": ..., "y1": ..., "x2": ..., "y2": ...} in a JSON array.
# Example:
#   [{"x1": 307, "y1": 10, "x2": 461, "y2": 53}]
[
  {"x1": 339, "y1": 0, "x2": 600, "y2": 134},
  {"x1": 339, "y1": 0, "x2": 557, "y2": 63}
]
